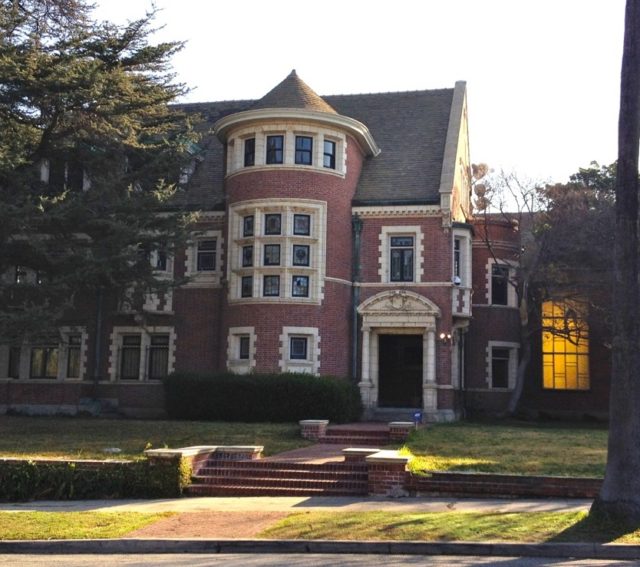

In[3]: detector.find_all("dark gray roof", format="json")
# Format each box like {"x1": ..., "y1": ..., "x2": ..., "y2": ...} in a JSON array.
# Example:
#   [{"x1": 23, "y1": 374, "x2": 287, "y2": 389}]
[
  {"x1": 251, "y1": 69, "x2": 338, "y2": 114},
  {"x1": 175, "y1": 87, "x2": 454, "y2": 210}
]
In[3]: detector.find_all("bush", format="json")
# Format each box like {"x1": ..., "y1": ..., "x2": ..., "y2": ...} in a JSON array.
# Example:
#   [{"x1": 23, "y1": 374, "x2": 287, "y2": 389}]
[
  {"x1": 0, "y1": 457, "x2": 188, "y2": 501},
  {"x1": 163, "y1": 372, "x2": 362, "y2": 423}
]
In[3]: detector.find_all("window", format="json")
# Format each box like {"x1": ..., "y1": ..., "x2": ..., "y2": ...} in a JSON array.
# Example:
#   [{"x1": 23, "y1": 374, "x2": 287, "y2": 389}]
[
  {"x1": 30, "y1": 344, "x2": 59, "y2": 379},
  {"x1": 266, "y1": 135, "x2": 284, "y2": 164},
  {"x1": 293, "y1": 244, "x2": 310, "y2": 266},
  {"x1": 8, "y1": 346, "x2": 20, "y2": 379},
  {"x1": 263, "y1": 275, "x2": 280, "y2": 296},
  {"x1": 244, "y1": 138, "x2": 255, "y2": 167},
  {"x1": 197, "y1": 239, "x2": 217, "y2": 271},
  {"x1": 390, "y1": 236, "x2": 414, "y2": 282},
  {"x1": 323, "y1": 140, "x2": 336, "y2": 169},
  {"x1": 242, "y1": 245, "x2": 253, "y2": 267},
  {"x1": 491, "y1": 348, "x2": 510, "y2": 388},
  {"x1": 15, "y1": 265, "x2": 27, "y2": 284},
  {"x1": 292, "y1": 275, "x2": 309, "y2": 297},
  {"x1": 66, "y1": 335, "x2": 82, "y2": 379},
  {"x1": 454, "y1": 238, "x2": 461, "y2": 279},
  {"x1": 120, "y1": 335, "x2": 141, "y2": 380},
  {"x1": 293, "y1": 214, "x2": 310, "y2": 236},
  {"x1": 290, "y1": 337, "x2": 308, "y2": 360},
  {"x1": 148, "y1": 334, "x2": 169, "y2": 380},
  {"x1": 542, "y1": 301, "x2": 590, "y2": 390},
  {"x1": 243, "y1": 215, "x2": 254, "y2": 237},
  {"x1": 263, "y1": 244, "x2": 281, "y2": 266},
  {"x1": 239, "y1": 336, "x2": 250, "y2": 360},
  {"x1": 264, "y1": 214, "x2": 281, "y2": 235},
  {"x1": 241, "y1": 275, "x2": 253, "y2": 297},
  {"x1": 491, "y1": 264, "x2": 509, "y2": 305},
  {"x1": 295, "y1": 136, "x2": 313, "y2": 165}
]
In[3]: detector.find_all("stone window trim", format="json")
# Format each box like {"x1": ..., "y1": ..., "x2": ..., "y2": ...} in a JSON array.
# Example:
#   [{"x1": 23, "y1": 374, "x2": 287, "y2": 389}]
[
  {"x1": 486, "y1": 258, "x2": 518, "y2": 307},
  {"x1": 184, "y1": 229, "x2": 224, "y2": 288},
  {"x1": 228, "y1": 199, "x2": 327, "y2": 305},
  {"x1": 0, "y1": 326, "x2": 89, "y2": 382},
  {"x1": 227, "y1": 326, "x2": 257, "y2": 374},
  {"x1": 452, "y1": 227, "x2": 472, "y2": 287},
  {"x1": 378, "y1": 226, "x2": 425, "y2": 283},
  {"x1": 108, "y1": 326, "x2": 176, "y2": 382},
  {"x1": 225, "y1": 123, "x2": 347, "y2": 177},
  {"x1": 278, "y1": 326, "x2": 320, "y2": 375},
  {"x1": 485, "y1": 341, "x2": 519, "y2": 390}
]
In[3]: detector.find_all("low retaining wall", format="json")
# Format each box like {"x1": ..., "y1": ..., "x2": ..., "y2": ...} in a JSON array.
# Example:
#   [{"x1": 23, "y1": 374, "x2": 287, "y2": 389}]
[{"x1": 407, "y1": 470, "x2": 602, "y2": 499}]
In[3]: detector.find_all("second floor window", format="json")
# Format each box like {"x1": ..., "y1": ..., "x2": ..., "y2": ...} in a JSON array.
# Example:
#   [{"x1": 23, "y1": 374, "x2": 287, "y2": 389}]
[
  {"x1": 295, "y1": 136, "x2": 313, "y2": 165},
  {"x1": 491, "y1": 264, "x2": 509, "y2": 305},
  {"x1": 390, "y1": 236, "x2": 414, "y2": 282},
  {"x1": 266, "y1": 135, "x2": 284, "y2": 164},
  {"x1": 197, "y1": 240, "x2": 217, "y2": 271}
]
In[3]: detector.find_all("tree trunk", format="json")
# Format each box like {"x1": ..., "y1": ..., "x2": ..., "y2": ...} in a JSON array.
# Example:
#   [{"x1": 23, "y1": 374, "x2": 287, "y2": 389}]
[{"x1": 591, "y1": 0, "x2": 640, "y2": 523}]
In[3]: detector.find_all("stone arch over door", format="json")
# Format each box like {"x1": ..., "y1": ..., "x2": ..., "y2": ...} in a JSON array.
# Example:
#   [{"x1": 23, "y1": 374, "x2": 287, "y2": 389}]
[{"x1": 357, "y1": 290, "x2": 441, "y2": 418}]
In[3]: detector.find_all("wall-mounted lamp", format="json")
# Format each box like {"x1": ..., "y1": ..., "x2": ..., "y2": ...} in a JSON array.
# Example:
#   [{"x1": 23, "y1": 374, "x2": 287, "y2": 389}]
[{"x1": 439, "y1": 332, "x2": 454, "y2": 345}]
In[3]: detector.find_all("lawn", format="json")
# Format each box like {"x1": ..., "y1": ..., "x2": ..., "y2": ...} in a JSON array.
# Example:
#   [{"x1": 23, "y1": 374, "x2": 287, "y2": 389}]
[
  {"x1": 0, "y1": 511, "x2": 174, "y2": 539},
  {"x1": 0, "y1": 416, "x2": 312, "y2": 460},
  {"x1": 404, "y1": 420, "x2": 608, "y2": 477},
  {"x1": 260, "y1": 511, "x2": 640, "y2": 544}
]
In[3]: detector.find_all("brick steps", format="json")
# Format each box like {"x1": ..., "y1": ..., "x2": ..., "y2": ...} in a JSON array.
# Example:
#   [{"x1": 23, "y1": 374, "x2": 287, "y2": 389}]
[
  {"x1": 186, "y1": 458, "x2": 369, "y2": 497},
  {"x1": 322, "y1": 427, "x2": 392, "y2": 446}
]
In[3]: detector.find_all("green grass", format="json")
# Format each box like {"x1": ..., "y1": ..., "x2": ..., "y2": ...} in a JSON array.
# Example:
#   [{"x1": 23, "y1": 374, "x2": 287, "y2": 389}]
[
  {"x1": 0, "y1": 416, "x2": 312, "y2": 460},
  {"x1": 404, "y1": 420, "x2": 607, "y2": 477},
  {"x1": 260, "y1": 511, "x2": 640, "y2": 543},
  {"x1": 0, "y1": 511, "x2": 173, "y2": 539}
]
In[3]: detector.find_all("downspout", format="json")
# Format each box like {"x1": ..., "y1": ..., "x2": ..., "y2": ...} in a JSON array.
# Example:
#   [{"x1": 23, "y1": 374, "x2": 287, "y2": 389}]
[{"x1": 351, "y1": 214, "x2": 363, "y2": 380}]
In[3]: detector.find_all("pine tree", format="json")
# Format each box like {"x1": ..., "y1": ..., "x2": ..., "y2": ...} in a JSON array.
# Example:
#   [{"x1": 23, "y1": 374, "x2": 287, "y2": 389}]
[{"x1": 0, "y1": 0, "x2": 199, "y2": 343}]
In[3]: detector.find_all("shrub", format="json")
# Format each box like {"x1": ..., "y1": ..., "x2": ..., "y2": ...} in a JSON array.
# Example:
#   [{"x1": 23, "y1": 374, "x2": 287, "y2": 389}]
[
  {"x1": 0, "y1": 457, "x2": 188, "y2": 501},
  {"x1": 164, "y1": 372, "x2": 362, "y2": 423}
]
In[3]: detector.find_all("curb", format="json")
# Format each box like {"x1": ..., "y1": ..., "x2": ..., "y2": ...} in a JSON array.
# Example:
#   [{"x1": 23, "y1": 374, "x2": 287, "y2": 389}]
[{"x1": 1, "y1": 539, "x2": 640, "y2": 559}]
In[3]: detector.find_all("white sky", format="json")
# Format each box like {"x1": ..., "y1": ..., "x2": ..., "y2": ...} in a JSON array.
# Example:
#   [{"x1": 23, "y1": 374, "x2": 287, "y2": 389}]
[{"x1": 93, "y1": 0, "x2": 625, "y2": 183}]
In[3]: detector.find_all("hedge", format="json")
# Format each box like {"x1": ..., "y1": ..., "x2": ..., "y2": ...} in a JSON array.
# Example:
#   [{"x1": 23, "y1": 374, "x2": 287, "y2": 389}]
[
  {"x1": 0, "y1": 456, "x2": 191, "y2": 501},
  {"x1": 163, "y1": 372, "x2": 363, "y2": 423}
]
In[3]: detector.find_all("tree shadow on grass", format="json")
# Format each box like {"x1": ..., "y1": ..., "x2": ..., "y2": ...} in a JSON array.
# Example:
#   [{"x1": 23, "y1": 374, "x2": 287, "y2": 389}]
[{"x1": 548, "y1": 512, "x2": 640, "y2": 543}]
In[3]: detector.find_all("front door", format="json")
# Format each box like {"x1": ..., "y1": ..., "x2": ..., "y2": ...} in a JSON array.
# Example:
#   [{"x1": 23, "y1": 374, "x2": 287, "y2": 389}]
[{"x1": 378, "y1": 334, "x2": 423, "y2": 407}]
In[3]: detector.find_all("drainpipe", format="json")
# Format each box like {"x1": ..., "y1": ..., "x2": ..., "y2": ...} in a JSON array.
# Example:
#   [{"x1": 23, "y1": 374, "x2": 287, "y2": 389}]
[{"x1": 351, "y1": 215, "x2": 363, "y2": 380}]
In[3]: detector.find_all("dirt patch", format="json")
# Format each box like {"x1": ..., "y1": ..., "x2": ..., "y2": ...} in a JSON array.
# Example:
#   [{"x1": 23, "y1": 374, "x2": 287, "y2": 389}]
[{"x1": 125, "y1": 511, "x2": 290, "y2": 539}]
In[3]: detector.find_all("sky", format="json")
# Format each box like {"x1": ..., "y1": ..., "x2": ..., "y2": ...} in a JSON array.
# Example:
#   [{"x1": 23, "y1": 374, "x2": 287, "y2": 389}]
[{"x1": 93, "y1": 0, "x2": 625, "y2": 184}]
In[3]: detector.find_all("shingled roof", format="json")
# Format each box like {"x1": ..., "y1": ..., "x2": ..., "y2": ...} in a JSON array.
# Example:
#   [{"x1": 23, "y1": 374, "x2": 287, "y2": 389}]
[
  {"x1": 251, "y1": 69, "x2": 338, "y2": 114},
  {"x1": 176, "y1": 79, "x2": 457, "y2": 210}
]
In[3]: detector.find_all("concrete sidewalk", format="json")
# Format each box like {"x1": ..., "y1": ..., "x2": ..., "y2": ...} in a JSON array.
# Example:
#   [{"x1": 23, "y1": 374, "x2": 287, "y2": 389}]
[{"x1": 0, "y1": 495, "x2": 593, "y2": 514}]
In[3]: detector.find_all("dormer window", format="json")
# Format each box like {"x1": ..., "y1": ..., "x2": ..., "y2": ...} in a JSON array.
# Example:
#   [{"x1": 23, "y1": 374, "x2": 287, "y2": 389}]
[
  {"x1": 266, "y1": 135, "x2": 284, "y2": 164},
  {"x1": 323, "y1": 140, "x2": 336, "y2": 169},
  {"x1": 295, "y1": 136, "x2": 313, "y2": 165},
  {"x1": 244, "y1": 138, "x2": 255, "y2": 167}
]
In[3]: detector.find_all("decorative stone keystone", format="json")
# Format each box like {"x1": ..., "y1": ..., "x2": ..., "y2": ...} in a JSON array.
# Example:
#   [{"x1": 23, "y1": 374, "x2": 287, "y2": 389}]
[{"x1": 299, "y1": 419, "x2": 329, "y2": 441}]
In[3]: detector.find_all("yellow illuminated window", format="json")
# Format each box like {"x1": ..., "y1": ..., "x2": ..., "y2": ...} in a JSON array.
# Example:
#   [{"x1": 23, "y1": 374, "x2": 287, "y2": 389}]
[{"x1": 542, "y1": 301, "x2": 590, "y2": 390}]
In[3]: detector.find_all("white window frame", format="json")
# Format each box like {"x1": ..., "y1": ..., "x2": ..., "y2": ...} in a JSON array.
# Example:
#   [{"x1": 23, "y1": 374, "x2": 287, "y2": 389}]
[
  {"x1": 279, "y1": 326, "x2": 320, "y2": 375},
  {"x1": 184, "y1": 230, "x2": 224, "y2": 287},
  {"x1": 452, "y1": 228, "x2": 472, "y2": 287},
  {"x1": 487, "y1": 259, "x2": 518, "y2": 307},
  {"x1": 485, "y1": 341, "x2": 519, "y2": 390},
  {"x1": 378, "y1": 226, "x2": 424, "y2": 283},
  {"x1": 108, "y1": 326, "x2": 176, "y2": 382},
  {"x1": 227, "y1": 326, "x2": 257, "y2": 374},
  {"x1": 226, "y1": 123, "x2": 347, "y2": 177},
  {"x1": 228, "y1": 199, "x2": 327, "y2": 304}
]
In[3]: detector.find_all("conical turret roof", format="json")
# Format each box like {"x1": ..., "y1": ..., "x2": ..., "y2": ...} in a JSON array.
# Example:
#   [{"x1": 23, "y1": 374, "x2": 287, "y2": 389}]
[{"x1": 251, "y1": 70, "x2": 338, "y2": 114}]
